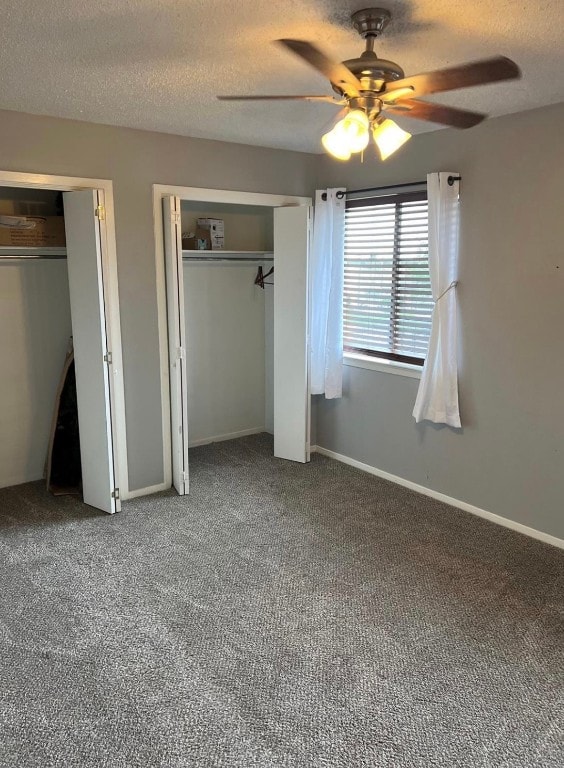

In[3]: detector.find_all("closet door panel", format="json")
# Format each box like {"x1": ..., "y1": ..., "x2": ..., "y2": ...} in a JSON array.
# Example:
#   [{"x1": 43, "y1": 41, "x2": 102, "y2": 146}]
[
  {"x1": 273, "y1": 206, "x2": 311, "y2": 463},
  {"x1": 63, "y1": 190, "x2": 118, "y2": 514},
  {"x1": 163, "y1": 195, "x2": 189, "y2": 494}
]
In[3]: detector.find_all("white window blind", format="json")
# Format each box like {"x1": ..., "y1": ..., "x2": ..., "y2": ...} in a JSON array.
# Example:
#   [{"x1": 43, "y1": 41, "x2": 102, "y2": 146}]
[{"x1": 343, "y1": 189, "x2": 432, "y2": 365}]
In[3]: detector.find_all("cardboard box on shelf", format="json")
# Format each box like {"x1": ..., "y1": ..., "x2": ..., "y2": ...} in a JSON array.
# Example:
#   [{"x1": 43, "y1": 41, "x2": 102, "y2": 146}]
[
  {"x1": 0, "y1": 216, "x2": 66, "y2": 247},
  {"x1": 182, "y1": 227, "x2": 211, "y2": 251},
  {"x1": 196, "y1": 218, "x2": 224, "y2": 250}
]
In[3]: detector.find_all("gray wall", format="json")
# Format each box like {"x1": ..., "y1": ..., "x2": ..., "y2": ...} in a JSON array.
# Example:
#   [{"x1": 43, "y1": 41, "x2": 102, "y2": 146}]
[
  {"x1": 0, "y1": 260, "x2": 72, "y2": 487},
  {"x1": 0, "y1": 109, "x2": 316, "y2": 491},
  {"x1": 184, "y1": 262, "x2": 268, "y2": 445},
  {"x1": 314, "y1": 101, "x2": 564, "y2": 541}
]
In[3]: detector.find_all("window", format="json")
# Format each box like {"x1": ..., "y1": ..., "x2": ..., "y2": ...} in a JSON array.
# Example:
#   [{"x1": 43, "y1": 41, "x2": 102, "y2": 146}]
[{"x1": 343, "y1": 189, "x2": 432, "y2": 366}]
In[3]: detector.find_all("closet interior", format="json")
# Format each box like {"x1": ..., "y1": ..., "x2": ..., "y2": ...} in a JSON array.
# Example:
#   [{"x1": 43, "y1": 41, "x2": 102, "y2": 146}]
[
  {"x1": 163, "y1": 188, "x2": 311, "y2": 495},
  {"x1": 0, "y1": 186, "x2": 73, "y2": 492},
  {"x1": 180, "y1": 200, "x2": 275, "y2": 447},
  {"x1": 0, "y1": 184, "x2": 121, "y2": 513}
]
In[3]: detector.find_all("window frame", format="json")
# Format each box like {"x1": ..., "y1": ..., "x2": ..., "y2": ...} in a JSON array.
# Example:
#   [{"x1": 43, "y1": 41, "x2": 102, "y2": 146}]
[{"x1": 343, "y1": 187, "x2": 430, "y2": 369}]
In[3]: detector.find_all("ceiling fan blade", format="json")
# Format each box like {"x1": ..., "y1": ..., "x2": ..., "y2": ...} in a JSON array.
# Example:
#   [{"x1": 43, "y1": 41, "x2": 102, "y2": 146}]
[
  {"x1": 277, "y1": 39, "x2": 362, "y2": 98},
  {"x1": 386, "y1": 99, "x2": 486, "y2": 128},
  {"x1": 217, "y1": 95, "x2": 344, "y2": 104},
  {"x1": 384, "y1": 56, "x2": 521, "y2": 99}
]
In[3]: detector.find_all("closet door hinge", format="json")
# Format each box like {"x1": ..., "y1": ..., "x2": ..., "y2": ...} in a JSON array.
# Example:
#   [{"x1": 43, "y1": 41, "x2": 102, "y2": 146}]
[
  {"x1": 104, "y1": 351, "x2": 112, "y2": 365},
  {"x1": 112, "y1": 488, "x2": 120, "y2": 500},
  {"x1": 171, "y1": 212, "x2": 181, "y2": 225},
  {"x1": 176, "y1": 347, "x2": 184, "y2": 360},
  {"x1": 95, "y1": 204, "x2": 106, "y2": 221}
]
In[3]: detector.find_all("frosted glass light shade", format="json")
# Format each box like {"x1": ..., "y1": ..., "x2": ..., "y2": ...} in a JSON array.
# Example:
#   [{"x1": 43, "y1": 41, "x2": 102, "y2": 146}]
[
  {"x1": 321, "y1": 124, "x2": 352, "y2": 161},
  {"x1": 341, "y1": 110, "x2": 370, "y2": 153},
  {"x1": 372, "y1": 118, "x2": 411, "y2": 160}
]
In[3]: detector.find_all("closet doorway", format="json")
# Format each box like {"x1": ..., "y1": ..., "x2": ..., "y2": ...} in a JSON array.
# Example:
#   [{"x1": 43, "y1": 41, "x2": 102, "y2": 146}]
[
  {"x1": 153, "y1": 186, "x2": 312, "y2": 494},
  {"x1": 0, "y1": 171, "x2": 126, "y2": 514}
]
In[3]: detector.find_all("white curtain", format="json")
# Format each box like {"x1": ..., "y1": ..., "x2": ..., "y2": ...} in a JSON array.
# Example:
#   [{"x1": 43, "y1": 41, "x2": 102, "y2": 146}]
[
  {"x1": 310, "y1": 188, "x2": 346, "y2": 399},
  {"x1": 413, "y1": 172, "x2": 461, "y2": 427}
]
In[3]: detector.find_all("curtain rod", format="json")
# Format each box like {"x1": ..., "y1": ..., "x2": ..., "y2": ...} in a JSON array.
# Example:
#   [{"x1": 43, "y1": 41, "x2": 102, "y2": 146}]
[{"x1": 321, "y1": 176, "x2": 461, "y2": 201}]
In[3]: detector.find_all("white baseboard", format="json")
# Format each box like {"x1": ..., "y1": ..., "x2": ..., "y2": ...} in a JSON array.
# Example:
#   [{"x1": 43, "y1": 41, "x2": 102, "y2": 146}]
[
  {"x1": 122, "y1": 481, "x2": 169, "y2": 500},
  {"x1": 1, "y1": 473, "x2": 169, "y2": 504},
  {"x1": 1, "y1": 471, "x2": 44, "y2": 490},
  {"x1": 189, "y1": 427, "x2": 264, "y2": 449},
  {"x1": 312, "y1": 445, "x2": 564, "y2": 551}
]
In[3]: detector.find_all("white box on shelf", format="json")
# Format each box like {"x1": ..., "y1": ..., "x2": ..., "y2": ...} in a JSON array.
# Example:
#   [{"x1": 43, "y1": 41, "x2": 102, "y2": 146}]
[{"x1": 197, "y1": 218, "x2": 224, "y2": 250}]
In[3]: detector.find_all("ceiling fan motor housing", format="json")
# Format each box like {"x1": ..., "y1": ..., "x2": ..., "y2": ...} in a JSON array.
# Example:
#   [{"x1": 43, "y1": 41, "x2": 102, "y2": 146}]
[{"x1": 332, "y1": 8, "x2": 404, "y2": 99}]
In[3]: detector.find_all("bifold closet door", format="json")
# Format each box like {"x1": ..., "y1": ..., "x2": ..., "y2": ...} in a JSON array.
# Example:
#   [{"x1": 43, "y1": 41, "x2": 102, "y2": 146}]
[
  {"x1": 163, "y1": 195, "x2": 189, "y2": 494},
  {"x1": 63, "y1": 190, "x2": 120, "y2": 514},
  {"x1": 273, "y1": 206, "x2": 311, "y2": 463}
]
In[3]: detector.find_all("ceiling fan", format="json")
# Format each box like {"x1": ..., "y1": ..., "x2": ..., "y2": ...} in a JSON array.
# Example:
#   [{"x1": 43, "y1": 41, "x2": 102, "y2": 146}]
[{"x1": 218, "y1": 7, "x2": 521, "y2": 161}]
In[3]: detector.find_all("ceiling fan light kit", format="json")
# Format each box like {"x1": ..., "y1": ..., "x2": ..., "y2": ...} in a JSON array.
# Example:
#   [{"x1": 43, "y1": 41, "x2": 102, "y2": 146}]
[
  {"x1": 321, "y1": 110, "x2": 410, "y2": 162},
  {"x1": 218, "y1": 7, "x2": 521, "y2": 162}
]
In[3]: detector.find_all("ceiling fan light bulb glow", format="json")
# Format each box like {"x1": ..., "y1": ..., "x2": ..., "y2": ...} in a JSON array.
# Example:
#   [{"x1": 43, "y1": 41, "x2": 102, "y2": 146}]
[
  {"x1": 372, "y1": 118, "x2": 411, "y2": 160},
  {"x1": 321, "y1": 126, "x2": 352, "y2": 161},
  {"x1": 340, "y1": 109, "x2": 370, "y2": 153}
]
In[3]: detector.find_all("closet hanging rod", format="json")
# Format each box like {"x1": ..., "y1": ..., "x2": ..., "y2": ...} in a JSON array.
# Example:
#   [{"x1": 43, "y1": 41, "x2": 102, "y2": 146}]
[
  {"x1": 0, "y1": 246, "x2": 67, "y2": 260},
  {"x1": 0, "y1": 254, "x2": 67, "y2": 261},
  {"x1": 182, "y1": 256, "x2": 273, "y2": 263}
]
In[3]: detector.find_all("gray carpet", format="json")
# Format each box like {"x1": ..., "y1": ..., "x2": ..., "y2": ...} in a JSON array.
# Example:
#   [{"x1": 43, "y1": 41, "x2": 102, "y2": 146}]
[{"x1": 0, "y1": 434, "x2": 562, "y2": 768}]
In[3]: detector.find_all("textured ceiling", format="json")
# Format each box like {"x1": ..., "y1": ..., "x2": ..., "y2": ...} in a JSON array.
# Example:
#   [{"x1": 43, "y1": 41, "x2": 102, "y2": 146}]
[{"x1": 0, "y1": 0, "x2": 563, "y2": 152}]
